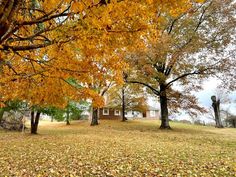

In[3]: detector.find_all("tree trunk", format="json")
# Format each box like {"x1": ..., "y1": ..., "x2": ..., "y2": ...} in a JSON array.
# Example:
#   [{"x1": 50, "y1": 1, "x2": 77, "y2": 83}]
[
  {"x1": 232, "y1": 119, "x2": 236, "y2": 128},
  {"x1": 211, "y1": 96, "x2": 223, "y2": 128},
  {"x1": 66, "y1": 107, "x2": 70, "y2": 125},
  {"x1": 159, "y1": 84, "x2": 171, "y2": 129},
  {"x1": 121, "y1": 87, "x2": 127, "y2": 122},
  {"x1": 0, "y1": 0, "x2": 21, "y2": 41},
  {"x1": 31, "y1": 111, "x2": 41, "y2": 134},
  {"x1": 90, "y1": 107, "x2": 99, "y2": 126},
  {"x1": 0, "y1": 109, "x2": 4, "y2": 123}
]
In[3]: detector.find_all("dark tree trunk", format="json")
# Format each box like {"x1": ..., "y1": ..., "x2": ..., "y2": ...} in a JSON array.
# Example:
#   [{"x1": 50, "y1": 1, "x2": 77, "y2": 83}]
[
  {"x1": 0, "y1": 0, "x2": 21, "y2": 40},
  {"x1": 121, "y1": 87, "x2": 127, "y2": 122},
  {"x1": 232, "y1": 120, "x2": 236, "y2": 128},
  {"x1": 91, "y1": 107, "x2": 99, "y2": 126},
  {"x1": 34, "y1": 112, "x2": 40, "y2": 132},
  {"x1": 66, "y1": 119, "x2": 70, "y2": 125},
  {"x1": 66, "y1": 107, "x2": 70, "y2": 125},
  {"x1": 211, "y1": 96, "x2": 223, "y2": 128},
  {"x1": 143, "y1": 112, "x2": 146, "y2": 118},
  {"x1": 31, "y1": 111, "x2": 41, "y2": 134},
  {"x1": 31, "y1": 111, "x2": 34, "y2": 133},
  {"x1": 0, "y1": 109, "x2": 4, "y2": 123},
  {"x1": 159, "y1": 84, "x2": 171, "y2": 129}
]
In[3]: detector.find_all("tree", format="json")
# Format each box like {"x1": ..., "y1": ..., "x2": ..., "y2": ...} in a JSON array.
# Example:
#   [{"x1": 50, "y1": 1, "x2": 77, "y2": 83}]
[
  {"x1": 65, "y1": 101, "x2": 88, "y2": 125},
  {"x1": 0, "y1": 60, "x2": 106, "y2": 134},
  {"x1": 40, "y1": 101, "x2": 87, "y2": 124},
  {"x1": 90, "y1": 81, "x2": 115, "y2": 126},
  {"x1": 106, "y1": 84, "x2": 148, "y2": 121},
  {"x1": 220, "y1": 108, "x2": 236, "y2": 128},
  {"x1": 0, "y1": 1, "x2": 174, "y2": 50},
  {"x1": 211, "y1": 86, "x2": 232, "y2": 128},
  {"x1": 125, "y1": 0, "x2": 236, "y2": 129},
  {"x1": 0, "y1": 0, "x2": 71, "y2": 50},
  {"x1": 0, "y1": 0, "x2": 209, "y2": 132},
  {"x1": 211, "y1": 95, "x2": 223, "y2": 128},
  {"x1": 41, "y1": 106, "x2": 65, "y2": 122},
  {"x1": 226, "y1": 115, "x2": 236, "y2": 128},
  {"x1": 0, "y1": 0, "x2": 144, "y2": 130},
  {"x1": 30, "y1": 109, "x2": 41, "y2": 134},
  {"x1": 0, "y1": 0, "x2": 207, "y2": 57}
]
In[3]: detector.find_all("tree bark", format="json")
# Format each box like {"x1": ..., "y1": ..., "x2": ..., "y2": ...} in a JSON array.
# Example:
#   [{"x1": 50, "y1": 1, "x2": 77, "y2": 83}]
[
  {"x1": 232, "y1": 119, "x2": 236, "y2": 128},
  {"x1": 31, "y1": 111, "x2": 41, "y2": 134},
  {"x1": 159, "y1": 84, "x2": 171, "y2": 129},
  {"x1": 211, "y1": 96, "x2": 223, "y2": 128},
  {"x1": 121, "y1": 87, "x2": 127, "y2": 122},
  {"x1": 0, "y1": 0, "x2": 21, "y2": 41},
  {"x1": 90, "y1": 107, "x2": 99, "y2": 126},
  {"x1": 66, "y1": 107, "x2": 70, "y2": 125},
  {"x1": 0, "y1": 109, "x2": 5, "y2": 123}
]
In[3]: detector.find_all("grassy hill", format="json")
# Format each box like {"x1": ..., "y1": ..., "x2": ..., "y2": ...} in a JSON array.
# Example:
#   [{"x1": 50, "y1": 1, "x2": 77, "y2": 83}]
[{"x1": 0, "y1": 120, "x2": 235, "y2": 176}]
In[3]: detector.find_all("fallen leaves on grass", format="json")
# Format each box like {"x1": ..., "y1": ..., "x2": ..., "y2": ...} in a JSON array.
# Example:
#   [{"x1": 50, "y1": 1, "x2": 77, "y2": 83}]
[{"x1": 0, "y1": 120, "x2": 235, "y2": 176}]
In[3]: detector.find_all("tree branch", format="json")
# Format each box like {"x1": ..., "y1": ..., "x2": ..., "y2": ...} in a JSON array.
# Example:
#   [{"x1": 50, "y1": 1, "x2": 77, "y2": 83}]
[
  {"x1": 126, "y1": 80, "x2": 160, "y2": 95},
  {"x1": 166, "y1": 71, "x2": 201, "y2": 88}
]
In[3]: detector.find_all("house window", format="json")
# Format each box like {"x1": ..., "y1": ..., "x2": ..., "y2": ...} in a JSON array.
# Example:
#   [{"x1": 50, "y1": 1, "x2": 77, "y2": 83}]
[
  {"x1": 103, "y1": 108, "x2": 109, "y2": 115},
  {"x1": 150, "y1": 110, "x2": 156, "y2": 117},
  {"x1": 114, "y1": 110, "x2": 121, "y2": 116}
]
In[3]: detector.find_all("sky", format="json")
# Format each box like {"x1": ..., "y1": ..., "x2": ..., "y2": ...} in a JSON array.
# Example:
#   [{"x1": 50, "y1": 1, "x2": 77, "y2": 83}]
[
  {"x1": 193, "y1": 78, "x2": 236, "y2": 122},
  {"x1": 148, "y1": 78, "x2": 236, "y2": 122},
  {"x1": 194, "y1": 78, "x2": 236, "y2": 113}
]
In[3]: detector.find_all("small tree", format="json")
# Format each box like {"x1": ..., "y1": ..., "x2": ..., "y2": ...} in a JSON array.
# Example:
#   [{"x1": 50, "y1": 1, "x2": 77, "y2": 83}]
[
  {"x1": 41, "y1": 107, "x2": 65, "y2": 123},
  {"x1": 226, "y1": 116, "x2": 236, "y2": 128},
  {"x1": 65, "y1": 101, "x2": 88, "y2": 125},
  {"x1": 41, "y1": 101, "x2": 88, "y2": 125},
  {"x1": 107, "y1": 84, "x2": 148, "y2": 121}
]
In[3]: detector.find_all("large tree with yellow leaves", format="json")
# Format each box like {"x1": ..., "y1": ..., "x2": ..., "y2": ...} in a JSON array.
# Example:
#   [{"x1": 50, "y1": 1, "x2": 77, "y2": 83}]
[{"x1": 0, "y1": 0, "x2": 207, "y2": 133}]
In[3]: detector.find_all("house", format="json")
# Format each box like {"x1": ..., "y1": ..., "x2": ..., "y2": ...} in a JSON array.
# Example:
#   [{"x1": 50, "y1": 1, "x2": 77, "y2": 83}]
[
  {"x1": 125, "y1": 110, "x2": 143, "y2": 118},
  {"x1": 145, "y1": 106, "x2": 159, "y2": 119},
  {"x1": 98, "y1": 108, "x2": 122, "y2": 119},
  {"x1": 97, "y1": 91, "x2": 160, "y2": 119},
  {"x1": 98, "y1": 106, "x2": 159, "y2": 119}
]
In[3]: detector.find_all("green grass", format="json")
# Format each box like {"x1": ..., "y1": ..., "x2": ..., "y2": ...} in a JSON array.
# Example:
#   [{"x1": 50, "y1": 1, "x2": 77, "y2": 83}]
[{"x1": 0, "y1": 120, "x2": 235, "y2": 176}]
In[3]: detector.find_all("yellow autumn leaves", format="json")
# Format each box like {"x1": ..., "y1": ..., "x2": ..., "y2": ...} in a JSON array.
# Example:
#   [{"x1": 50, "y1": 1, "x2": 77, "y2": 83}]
[
  {"x1": 0, "y1": 0, "x2": 206, "y2": 109},
  {"x1": 0, "y1": 120, "x2": 235, "y2": 176}
]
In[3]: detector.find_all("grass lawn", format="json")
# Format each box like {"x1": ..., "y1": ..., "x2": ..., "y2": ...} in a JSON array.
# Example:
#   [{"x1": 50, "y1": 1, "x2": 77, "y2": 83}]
[{"x1": 0, "y1": 120, "x2": 235, "y2": 176}]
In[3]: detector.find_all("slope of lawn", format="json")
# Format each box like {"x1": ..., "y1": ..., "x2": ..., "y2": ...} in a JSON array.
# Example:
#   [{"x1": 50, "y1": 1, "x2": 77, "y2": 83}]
[{"x1": 0, "y1": 119, "x2": 235, "y2": 176}]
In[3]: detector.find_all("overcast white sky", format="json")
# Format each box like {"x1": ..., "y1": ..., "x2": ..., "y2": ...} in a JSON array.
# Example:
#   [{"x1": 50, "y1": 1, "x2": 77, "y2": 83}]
[
  {"x1": 148, "y1": 78, "x2": 236, "y2": 122},
  {"x1": 195, "y1": 78, "x2": 236, "y2": 111}
]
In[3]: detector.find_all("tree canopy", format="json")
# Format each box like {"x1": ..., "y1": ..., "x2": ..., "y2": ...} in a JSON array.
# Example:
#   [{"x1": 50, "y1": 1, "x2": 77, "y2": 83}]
[
  {"x1": 1, "y1": 0, "x2": 234, "y2": 132},
  {"x1": 125, "y1": 0, "x2": 236, "y2": 128}
]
